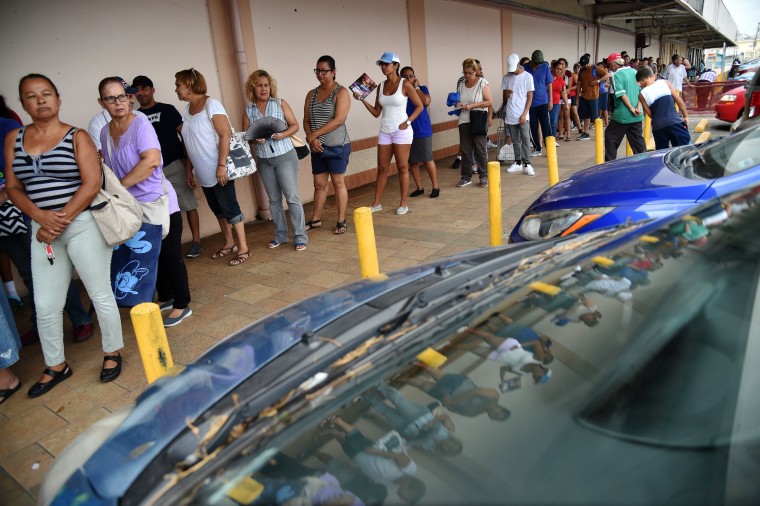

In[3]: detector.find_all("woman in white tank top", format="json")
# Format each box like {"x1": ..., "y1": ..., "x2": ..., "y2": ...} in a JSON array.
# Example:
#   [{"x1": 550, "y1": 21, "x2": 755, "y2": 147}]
[{"x1": 354, "y1": 52, "x2": 423, "y2": 215}]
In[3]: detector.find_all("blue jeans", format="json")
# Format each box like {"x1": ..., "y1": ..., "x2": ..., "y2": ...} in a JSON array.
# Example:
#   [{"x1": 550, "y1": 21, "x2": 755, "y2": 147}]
[
  {"x1": 528, "y1": 103, "x2": 551, "y2": 151},
  {"x1": 0, "y1": 283, "x2": 21, "y2": 369},
  {"x1": 257, "y1": 149, "x2": 307, "y2": 244},
  {"x1": 201, "y1": 182, "x2": 245, "y2": 225},
  {"x1": 549, "y1": 104, "x2": 560, "y2": 138}
]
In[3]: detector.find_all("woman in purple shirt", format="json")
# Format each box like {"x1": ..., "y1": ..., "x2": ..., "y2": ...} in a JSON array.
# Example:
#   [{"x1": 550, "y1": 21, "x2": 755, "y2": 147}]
[{"x1": 99, "y1": 77, "x2": 192, "y2": 330}]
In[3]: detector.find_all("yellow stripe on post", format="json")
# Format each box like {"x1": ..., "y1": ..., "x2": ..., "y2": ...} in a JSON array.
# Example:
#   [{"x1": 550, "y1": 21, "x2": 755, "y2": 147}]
[
  {"x1": 625, "y1": 138, "x2": 633, "y2": 157},
  {"x1": 595, "y1": 118, "x2": 604, "y2": 164},
  {"x1": 130, "y1": 302, "x2": 174, "y2": 384},
  {"x1": 694, "y1": 118, "x2": 708, "y2": 133},
  {"x1": 487, "y1": 161, "x2": 503, "y2": 246},
  {"x1": 695, "y1": 131, "x2": 711, "y2": 144},
  {"x1": 545, "y1": 135, "x2": 559, "y2": 186},
  {"x1": 354, "y1": 207, "x2": 380, "y2": 278}
]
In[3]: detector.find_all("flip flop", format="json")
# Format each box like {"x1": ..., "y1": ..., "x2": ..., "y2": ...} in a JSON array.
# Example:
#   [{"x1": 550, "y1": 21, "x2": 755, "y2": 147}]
[
  {"x1": 0, "y1": 382, "x2": 22, "y2": 405},
  {"x1": 305, "y1": 220, "x2": 322, "y2": 231},
  {"x1": 212, "y1": 245, "x2": 238, "y2": 259},
  {"x1": 334, "y1": 220, "x2": 347, "y2": 235},
  {"x1": 229, "y1": 251, "x2": 251, "y2": 266}
]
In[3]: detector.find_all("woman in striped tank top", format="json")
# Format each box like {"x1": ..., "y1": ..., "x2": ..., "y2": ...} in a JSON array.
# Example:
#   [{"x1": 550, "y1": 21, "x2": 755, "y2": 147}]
[
  {"x1": 3, "y1": 74, "x2": 123, "y2": 397},
  {"x1": 303, "y1": 55, "x2": 352, "y2": 235}
]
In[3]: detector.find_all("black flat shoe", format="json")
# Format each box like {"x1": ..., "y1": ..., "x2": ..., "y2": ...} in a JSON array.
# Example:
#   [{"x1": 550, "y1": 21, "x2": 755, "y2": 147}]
[
  {"x1": 0, "y1": 382, "x2": 22, "y2": 405},
  {"x1": 100, "y1": 354, "x2": 122, "y2": 382},
  {"x1": 28, "y1": 365, "x2": 73, "y2": 398}
]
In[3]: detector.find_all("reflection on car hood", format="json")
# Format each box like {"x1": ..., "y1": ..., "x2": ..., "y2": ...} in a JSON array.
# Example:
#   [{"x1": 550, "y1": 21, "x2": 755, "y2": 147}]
[
  {"x1": 78, "y1": 265, "x2": 441, "y2": 502},
  {"x1": 531, "y1": 151, "x2": 708, "y2": 209}
]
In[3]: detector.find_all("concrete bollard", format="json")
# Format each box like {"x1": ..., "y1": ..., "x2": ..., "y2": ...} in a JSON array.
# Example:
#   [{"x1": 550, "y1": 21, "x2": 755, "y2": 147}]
[
  {"x1": 487, "y1": 161, "x2": 502, "y2": 246},
  {"x1": 695, "y1": 131, "x2": 711, "y2": 144},
  {"x1": 354, "y1": 207, "x2": 380, "y2": 278},
  {"x1": 131, "y1": 302, "x2": 174, "y2": 384},
  {"x1": 694, "y1": 118, "x2": 708, "y2": 133},
  {"x1": 545, "y1": 135, "x2": 559, "y2": 186},
  {"x1": 595, "y1": 118, "x2": 604, "y2": 164},
  {"x1": 625, "y1": 138, "x2": 633, "y2": 157}
]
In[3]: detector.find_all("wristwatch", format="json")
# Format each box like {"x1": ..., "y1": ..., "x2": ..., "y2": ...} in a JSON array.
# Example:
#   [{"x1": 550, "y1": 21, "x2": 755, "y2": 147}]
[{"x1": 406, "y1": 120, "x2": 412, "y2": 126}]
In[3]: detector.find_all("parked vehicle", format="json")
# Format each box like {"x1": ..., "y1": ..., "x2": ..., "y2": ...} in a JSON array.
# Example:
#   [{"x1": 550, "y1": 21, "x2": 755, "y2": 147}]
[
  {"x1": 714, "y1": 85, "x2": 746, "y2": 123},
  {"x1": 42, "y1": 180, "x2": 760, "y2": 506},
  {"x1": 734, "y1": 70, "x2": 760, "y2": 132},
  {"x1": 509, "y1": 124, "x2": 760, "y2": 242}
]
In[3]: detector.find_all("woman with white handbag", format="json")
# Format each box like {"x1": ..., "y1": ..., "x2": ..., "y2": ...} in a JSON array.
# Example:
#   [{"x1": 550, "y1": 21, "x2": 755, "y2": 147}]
[
  {"x1": 175, "y1": 68, "x2": 251, "y2": 266},
  {"x1": 4, "y1": 74, "x2": 123, "y2": 395},
  {"x1": 99, "y1": 77, "x2": 191, "y2": 328}
]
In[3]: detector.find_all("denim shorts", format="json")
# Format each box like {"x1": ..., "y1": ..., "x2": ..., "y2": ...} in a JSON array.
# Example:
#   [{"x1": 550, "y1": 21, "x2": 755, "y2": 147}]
[
  {"x1": 202, "y1": 182, "x2": 244, "y2": 224},
  {"x1": 311, "y1": 143, "x2": 351, "y2": 175},
  {"x1": 378, "y1": 127, "x2": 413, "y2": 145}
]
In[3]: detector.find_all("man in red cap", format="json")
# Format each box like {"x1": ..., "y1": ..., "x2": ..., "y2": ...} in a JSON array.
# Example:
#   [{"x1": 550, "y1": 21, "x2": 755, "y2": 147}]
[{"x1": 604, "y1": 52, "x2": 646, "y2": 161}]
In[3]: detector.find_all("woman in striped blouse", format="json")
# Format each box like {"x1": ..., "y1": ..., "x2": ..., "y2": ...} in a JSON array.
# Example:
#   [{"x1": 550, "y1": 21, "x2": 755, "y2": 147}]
[
  {"x1": 243, "y1": 70, "x2": 308, "y2": 251},
  {"x1": 303, "y1": 55, "x2": 351, "y2": 235},
  {"x1": 3, "y1": 74, "x2": 123, "y2": 397}
]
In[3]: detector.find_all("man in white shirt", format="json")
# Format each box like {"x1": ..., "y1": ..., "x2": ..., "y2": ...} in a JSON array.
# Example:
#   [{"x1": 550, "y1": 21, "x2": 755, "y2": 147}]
[
  {"x1": 502, "y1": 53, "x2": 535, "y2": 176},
  {"x1": 663, "y1": 54, "x2": 693, "y2": 94}
]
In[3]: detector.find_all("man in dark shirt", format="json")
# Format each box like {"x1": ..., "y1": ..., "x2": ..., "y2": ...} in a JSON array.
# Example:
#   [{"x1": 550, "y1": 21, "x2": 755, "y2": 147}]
[
  {"x1": 132, "y1": 76, "x2": 202, "y2": 258},
  {"x1": 523, "y1": 50, "x2": 553, "y2": 156}
]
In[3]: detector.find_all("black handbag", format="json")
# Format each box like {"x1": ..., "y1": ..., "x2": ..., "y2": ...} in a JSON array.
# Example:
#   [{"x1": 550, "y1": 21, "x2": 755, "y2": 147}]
[{"x1": 0, "y1": 201, "x2": 28, "y2": 237}]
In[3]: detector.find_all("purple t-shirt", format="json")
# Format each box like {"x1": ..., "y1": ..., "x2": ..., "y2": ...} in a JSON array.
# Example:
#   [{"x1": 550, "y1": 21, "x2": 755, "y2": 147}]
[{"x1": 101, "y1": 115, "x2": 178, "y2": 213}]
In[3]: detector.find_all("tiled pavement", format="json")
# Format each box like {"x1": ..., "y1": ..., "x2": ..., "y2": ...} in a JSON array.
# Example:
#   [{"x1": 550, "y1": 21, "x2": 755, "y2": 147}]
[{"x1": 0, "y1": 118, "x2": 721, "y2": 503}]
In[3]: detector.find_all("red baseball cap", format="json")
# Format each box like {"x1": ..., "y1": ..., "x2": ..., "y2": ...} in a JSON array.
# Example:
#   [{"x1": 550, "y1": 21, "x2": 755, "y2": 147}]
[{"x1": 607, "y1": 52, "x2": 624, "y2": 64}]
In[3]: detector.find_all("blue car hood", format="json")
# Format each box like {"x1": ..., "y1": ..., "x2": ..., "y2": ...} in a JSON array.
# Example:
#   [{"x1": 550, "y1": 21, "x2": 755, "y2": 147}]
[{"x1": 531, "y1": 151, "x2": 710, "y2": 209}]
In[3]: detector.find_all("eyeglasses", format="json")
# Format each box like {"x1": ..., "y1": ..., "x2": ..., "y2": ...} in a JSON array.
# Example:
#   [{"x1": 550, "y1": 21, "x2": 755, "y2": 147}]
[
  {"x1": 101, "y1": 94, "x2": 129, "y2": 104},
  {"x1": 314, "y1": 68, "x2": 333, "y2": 75}
]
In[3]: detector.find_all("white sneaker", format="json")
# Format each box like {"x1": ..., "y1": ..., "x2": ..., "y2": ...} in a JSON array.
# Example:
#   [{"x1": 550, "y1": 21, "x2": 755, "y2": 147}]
[
  {"x1": 530, "y1": 150, "x2": 542, "y2": 157},
  {"x1": 370, "y1": 204, "x2": 382, "y2": 213},
  {"x1": 507, "y1": 162, "x2": 522, "y2": 173},
  {"x1": 396, "y1": 205, "x2": 409, "y2": 215},
  {"x1": 486, "y1": 140, "x2": 498, "y2": 149},
  {"x1": 472, "y1": 164, "x2": 478, "y2": 174},
  {"x1": 555, "y1": 141, "x2": 560, "y2": 147},
  {"x1": 523, "y1": 164, "x2": 535, "y2": 176}
]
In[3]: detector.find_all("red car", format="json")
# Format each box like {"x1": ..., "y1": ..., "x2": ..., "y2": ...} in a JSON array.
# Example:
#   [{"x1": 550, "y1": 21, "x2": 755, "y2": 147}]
[{"x1": 715, "y1": 85, "x2": 746, "y2": 123}]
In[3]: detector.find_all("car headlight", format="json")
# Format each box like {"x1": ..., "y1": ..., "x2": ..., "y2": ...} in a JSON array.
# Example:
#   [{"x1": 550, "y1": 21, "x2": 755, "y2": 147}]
[
  {"x1": 718, "y1": 94, "x2": 737, "y2": 103},
  {"x1": 518, "y1": 207, "x2": 614, "y2": 240}
]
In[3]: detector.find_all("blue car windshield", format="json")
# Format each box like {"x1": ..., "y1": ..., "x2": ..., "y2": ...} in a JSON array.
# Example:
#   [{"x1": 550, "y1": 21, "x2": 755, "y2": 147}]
[
  {"x1": 691, "y1": 126, "x2": 760, "y2": 179},
  {"x1": 161, "y1": 186, "x2": 760, "y2": 506}
]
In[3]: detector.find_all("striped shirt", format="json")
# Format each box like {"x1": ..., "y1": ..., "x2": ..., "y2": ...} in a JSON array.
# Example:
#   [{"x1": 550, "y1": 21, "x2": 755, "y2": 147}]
[
  {"x1": 246, "y1": 98, "x2": 294, "y2": 159},
  {"x1": 12, "y1": 127, "x2": 82, "y2": 211},
  {"x1": 308, "y1": 84, "x2": 349, "y2": 146}
]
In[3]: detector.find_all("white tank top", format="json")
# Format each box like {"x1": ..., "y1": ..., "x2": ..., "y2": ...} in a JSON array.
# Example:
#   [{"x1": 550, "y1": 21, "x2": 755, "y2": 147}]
[{"x1": 378, "y1": 78, "x2": 408, "y2": 133}]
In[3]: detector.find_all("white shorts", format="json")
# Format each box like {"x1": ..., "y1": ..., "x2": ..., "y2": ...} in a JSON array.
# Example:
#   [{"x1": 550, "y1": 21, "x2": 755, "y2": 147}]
[{"x1": 378, "y1": 127, "x2": 413, "y2": 145}]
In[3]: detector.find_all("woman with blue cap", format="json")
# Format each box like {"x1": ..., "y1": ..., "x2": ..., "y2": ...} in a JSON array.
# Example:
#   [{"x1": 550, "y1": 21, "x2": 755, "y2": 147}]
[{"x1": 353, "y1": 51, "x2": 423, "y2": 215}]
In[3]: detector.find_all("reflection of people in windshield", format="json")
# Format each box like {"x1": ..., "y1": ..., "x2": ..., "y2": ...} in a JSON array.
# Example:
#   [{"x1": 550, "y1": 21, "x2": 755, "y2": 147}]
[
  {"x1": 320, "y1": 415, "x2": 426, "y2": 504},
  {"x1": 458, "y1": 332, "x2": 552, "y2": 388},
  {"x1": 406, "y1": 363, "x2": 511, "y2": 420},
  {"x1": 584, "y1": 274, "x2": 633, "y2": 301},
  {"x1": 471, "y1": 314, "x2": 553, "y2": 363},
  {"x1": 522, "y1": 290, "x2": 601, "y2": 327},
  {"x1": 363, "y1": 383, "x2": 463, "y2": 456}
]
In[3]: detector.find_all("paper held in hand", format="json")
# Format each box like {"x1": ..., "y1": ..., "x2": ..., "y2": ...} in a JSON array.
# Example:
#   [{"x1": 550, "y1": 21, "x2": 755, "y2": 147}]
[{"x1": 349, "y1": 73, "x2": 377, "y2": 100}]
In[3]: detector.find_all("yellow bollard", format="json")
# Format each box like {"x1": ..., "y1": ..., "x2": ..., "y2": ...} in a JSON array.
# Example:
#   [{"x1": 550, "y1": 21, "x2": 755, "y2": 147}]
[
  {"x1": 695, "y1": 131, "x2": 711, "y2": 144},
  {"x1": 644, "y1": 115, "x2": 655, "y2": 151},
  {"x1": 594, "y1": 118, "x2": 604, "y2": 164},
  {"x1": 487, "y1": 161, "x2": 502, "y2": 246},
  {"x1": 625, "y1": 138, "x2": 633, "y2": 157},
  {"x1": 354, "y1": 207, "x2": 380, "y2": 278},
  {"x1": 545, "y1": 135, "x2": 559, "y2": 186},
  {"x1": 694, "y1": 118, "x2": 708, "y2": 133},
  {"x1": 131, "y1": 302, "x2": 174, "y2": 384}
]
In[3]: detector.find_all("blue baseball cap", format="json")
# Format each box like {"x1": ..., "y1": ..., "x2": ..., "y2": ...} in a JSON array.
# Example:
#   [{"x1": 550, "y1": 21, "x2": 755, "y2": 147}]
[{"x1": 376, "y1": 52, "x2": 400, "y2": 65}]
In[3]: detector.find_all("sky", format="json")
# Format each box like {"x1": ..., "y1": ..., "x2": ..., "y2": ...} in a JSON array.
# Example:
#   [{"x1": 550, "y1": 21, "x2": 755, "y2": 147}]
[{"x1": 723, "y1": 0, "x2": 760, "y2": 38}]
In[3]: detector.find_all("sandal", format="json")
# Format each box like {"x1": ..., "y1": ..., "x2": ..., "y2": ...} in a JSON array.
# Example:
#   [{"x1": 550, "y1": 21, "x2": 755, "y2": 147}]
[
  {"x1": 229, "y1": 251, "x2": 251, "y2": 266},
  {"x1": 212, "y1": 244, "x2": 238, "y2": 259},
  {"x1": 0, "y1": 381, "x2": 22, "y2": 405},
  {"x1": 267, "y1": 240, "x2": 282, "y2": 249},
  {"x1": 305, "y1": 220, "x2": 322, "y2": 231},
  {"x1": 295, "y1": 243, "x2": 307, "y2": 252},
  {"x1": 334, "y1": 220, "x2": 348, "y2": 235}
]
